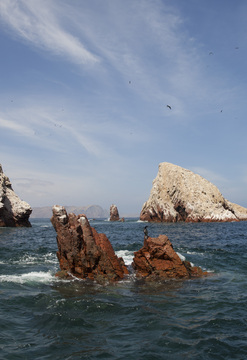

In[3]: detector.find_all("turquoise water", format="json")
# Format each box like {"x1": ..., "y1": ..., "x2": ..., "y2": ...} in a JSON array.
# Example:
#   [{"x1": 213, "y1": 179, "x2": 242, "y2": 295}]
[{"x1": 0, "y1": 219, "x2": 247, "y2": 359}]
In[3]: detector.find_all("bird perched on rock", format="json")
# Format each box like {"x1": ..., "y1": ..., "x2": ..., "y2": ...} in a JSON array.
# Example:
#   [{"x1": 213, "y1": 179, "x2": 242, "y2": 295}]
[{"x1": 144, "y1": 226, "x2": 148, "y2": 240}]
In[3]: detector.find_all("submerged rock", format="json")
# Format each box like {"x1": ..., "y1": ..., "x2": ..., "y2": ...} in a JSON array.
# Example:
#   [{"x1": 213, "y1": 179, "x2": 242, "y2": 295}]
[
  {"x1": 51, "y1": 206, "x2": 129, "y2": 282},
  {"x1": 0, "y1": 164, "x2": 32, "y2": 227},
  {"x1": 109, "y1": 204, "x2": 120, "y2": 221},
  {"x1": 140, "y1": 162, "x2": 247, "y2": 222},
  {"x1": 132, "y1": 235, "x2": 207, "y2": 279}
]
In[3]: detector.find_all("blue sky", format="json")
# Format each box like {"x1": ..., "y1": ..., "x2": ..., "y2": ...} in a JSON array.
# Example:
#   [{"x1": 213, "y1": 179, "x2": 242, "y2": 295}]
[{"x1": 0, "y1": 0, "x2": 247, "y2": 215}]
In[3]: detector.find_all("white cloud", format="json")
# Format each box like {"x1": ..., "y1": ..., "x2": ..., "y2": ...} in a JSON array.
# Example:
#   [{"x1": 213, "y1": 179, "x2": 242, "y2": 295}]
[
  {"x1": 190, "y1": 166, "x2": 228, "y2": 185},
  {"x1": 0, "y1": 0, "x2": 99, "y2": 65},
  {"x1": 0, "y1": 116, "x2": 34, "y2": 137}
]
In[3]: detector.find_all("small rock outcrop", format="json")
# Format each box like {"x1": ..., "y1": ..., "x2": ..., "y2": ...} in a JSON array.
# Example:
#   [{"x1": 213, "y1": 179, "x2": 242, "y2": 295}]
[
  {"x1": 140, "y1": 162, "x2": 247, "y2": 222},
  {"x1": 0, "y1": 165, "x2": 32, "y2": 227},
  {"x1": 51, "y1": 206, "x2": 129, "y2": 282},
  {"x1": 109, "y1": 204, "x2": 120, "y2": 221},
  {"x1": 132, "y1": 235, "x2": 207, "y2": 279}
]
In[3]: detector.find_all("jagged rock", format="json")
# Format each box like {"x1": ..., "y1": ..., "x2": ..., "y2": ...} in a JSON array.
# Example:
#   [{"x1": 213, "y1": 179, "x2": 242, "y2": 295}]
[
  {"x1": 51, "y1": 206, "x2": 129, "y2": 282},
  {"x1": 140, "y1": 162, "x2": 247, "y2": 222},
  {"x1": 132, "y1": 235, "x2": 207, "y2": 279},
  {"x1": 0, "y1": 164, "x2": 32, "y2": 227},
  {"x1": 109, "y1": 204, "x2": 120, "y2": 221}
]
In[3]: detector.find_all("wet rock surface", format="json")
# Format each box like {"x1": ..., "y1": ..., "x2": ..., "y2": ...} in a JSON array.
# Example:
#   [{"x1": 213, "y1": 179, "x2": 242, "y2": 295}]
[{"x1": 132, "y1": 235, "x2": 208, "y2": 279}]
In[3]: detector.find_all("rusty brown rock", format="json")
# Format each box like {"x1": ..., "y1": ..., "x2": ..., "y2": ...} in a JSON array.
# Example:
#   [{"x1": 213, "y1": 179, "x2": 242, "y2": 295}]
[
  {"x1": 51, "y1": 205, "x2": 128, "y2": 282},
  {"x1": 132, "y1": 235, "x2": 208, "y2": 279}
]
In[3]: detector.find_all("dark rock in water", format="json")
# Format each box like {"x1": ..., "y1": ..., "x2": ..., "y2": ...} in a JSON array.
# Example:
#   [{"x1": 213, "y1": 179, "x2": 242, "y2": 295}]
[
  {"x1": 51, "y1": 205, "x2": 129, "y2": 282},
  {"x1": 132, "y1": 235, "x2": 208, "y2": 279},
  {"x1": 0, "y1": 164, "x2": 32, "y2": 227},
  {"x1": 109, "y1": 204, "x2": 120, "y2": 221}
]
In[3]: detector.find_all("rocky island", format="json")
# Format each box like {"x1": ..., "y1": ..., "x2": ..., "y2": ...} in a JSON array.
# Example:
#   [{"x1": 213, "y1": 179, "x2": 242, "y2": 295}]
[
  {"x1": 109, "y1": 204, "x2": 120, "y2": 221},
  {"x1": 0, "y1": 164, "x2": 32, "y2": 227},
  {"x1": 140, "y1": 162, "x2": 247, "y2": 222},
  {"x1": 51, "y1": 206, "x2": 128, "y2": 282},
  {"x1": 133, "y1": 235, "x2": 207, "y2": 279},
  {"x1": 51, "y1": 206, "x2": 208, "y2": 283}
]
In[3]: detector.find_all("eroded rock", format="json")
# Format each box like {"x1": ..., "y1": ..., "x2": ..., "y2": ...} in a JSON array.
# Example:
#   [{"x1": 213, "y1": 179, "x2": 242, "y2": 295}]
[
  {"x1": 109, "y1": 204, "x2": 120, "y2": 221},
  {"x1": 0, "y1": 164, "x2": 32, "y2": 227},
  {"x1": 51, "y1": 206, "x2": 128, "y2": 282},
  {"x1": 140, "y1": 162, "x2": 247, "y2": 222},
  {"x1": 132, "y1": 235, "x2": 207, "y2": 279}
]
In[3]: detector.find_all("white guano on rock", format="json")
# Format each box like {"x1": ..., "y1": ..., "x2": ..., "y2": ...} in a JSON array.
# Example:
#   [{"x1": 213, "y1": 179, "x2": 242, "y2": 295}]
[{"x1": 140, "y1": 162, "x2": 247, "y2": 222}]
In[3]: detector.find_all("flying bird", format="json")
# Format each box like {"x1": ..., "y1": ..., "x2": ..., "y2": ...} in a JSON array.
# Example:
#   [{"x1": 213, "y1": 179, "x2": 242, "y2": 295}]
[{"x1": 167, "y1": 105, "x2": 172, "y2": 110}]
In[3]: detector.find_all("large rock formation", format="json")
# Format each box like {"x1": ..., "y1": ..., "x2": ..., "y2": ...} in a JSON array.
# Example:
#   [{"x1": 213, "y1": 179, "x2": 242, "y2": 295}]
[
  {"x1": 140, "y1": 162, "x2": 247, "y2": 222},
  {"x1": 0, "y1": 165, "x2": 32, "y2": 227},
  {"x1": 51, "y1": 206, "x2": 129, "y2": 282},
  {"x1": 133, "y1": 235, "x2": 207, "y2": 279},
  {"x1": 109, "y1": 204, "x2": 120, "y2": 221}
]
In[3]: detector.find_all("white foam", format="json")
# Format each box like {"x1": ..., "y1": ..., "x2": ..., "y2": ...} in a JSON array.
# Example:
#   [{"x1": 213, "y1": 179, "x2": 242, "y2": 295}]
[
  {"x1": 187, "y1": 251, "x2": 204, "y2": 256},
  {"x1": 0, "y1": 271, "x2": 55, "y2": 284},
  {"x1": 116, "y1": 250, "x2": 134, "y2": 266},
  {"x1": 177, "y1": 252, "x2": 186, "y2": 262},
  {"x1": 9, "y1": 253, "x2": 57, "y2": 265}
]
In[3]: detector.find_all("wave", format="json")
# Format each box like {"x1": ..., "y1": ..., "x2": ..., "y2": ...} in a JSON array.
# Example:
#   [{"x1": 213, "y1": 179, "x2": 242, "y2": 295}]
[
  {"x1": 0, "y1": 253, "x2": 58, "y2": 266},
  {"x1": 186, "y1": 251, "x2": 204, "y2": 256},
  {"x1": 116, "y1": 250, "x2": 134, "y2": 265},
  {"x1": 0, "y1": 271, "x2": 56, "y2": 284}
]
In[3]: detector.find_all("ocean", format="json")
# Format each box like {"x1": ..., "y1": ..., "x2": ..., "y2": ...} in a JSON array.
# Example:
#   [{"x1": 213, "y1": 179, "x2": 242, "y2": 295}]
[{"x1": 0, "y1": 218, "x2": 247, "y2": 360}]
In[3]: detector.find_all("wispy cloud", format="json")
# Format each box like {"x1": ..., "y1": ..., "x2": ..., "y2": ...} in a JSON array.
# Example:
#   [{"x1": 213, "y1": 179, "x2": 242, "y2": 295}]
[
  {"x1": 0, "y1": 0, "x2": 99, "y2": 65},
  {"x1": 191, "y1": 167, "x2": 229, "y2": 185}
]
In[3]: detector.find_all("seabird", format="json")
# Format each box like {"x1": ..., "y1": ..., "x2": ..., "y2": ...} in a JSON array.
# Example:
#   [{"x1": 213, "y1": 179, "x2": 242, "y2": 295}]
[
  {"x1": 144, "y1": 226, "x2": 148, "y2": 239},
  {"x1": 167, "y1": 105, "x2": 171, "y2": 110}
]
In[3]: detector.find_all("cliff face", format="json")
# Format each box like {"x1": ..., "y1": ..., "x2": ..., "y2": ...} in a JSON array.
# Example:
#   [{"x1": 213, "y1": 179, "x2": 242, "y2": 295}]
[
  {"x1": 0, "y1": 165, "x2": 32, "y2": 227},
  {"x1": 140, "y1": 162, "x2": 247, "y2": 223}
]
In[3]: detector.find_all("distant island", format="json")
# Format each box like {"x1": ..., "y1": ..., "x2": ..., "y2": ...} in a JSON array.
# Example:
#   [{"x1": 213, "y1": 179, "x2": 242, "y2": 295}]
[{"x1": 31, "y1": 205, "x2": 109, "y2": 219}]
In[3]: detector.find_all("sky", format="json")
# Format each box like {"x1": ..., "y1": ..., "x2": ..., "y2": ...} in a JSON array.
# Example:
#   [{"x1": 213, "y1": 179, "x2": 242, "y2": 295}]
[{"x1": 0, "y1": 0, "x2": 247, "y2": 215}]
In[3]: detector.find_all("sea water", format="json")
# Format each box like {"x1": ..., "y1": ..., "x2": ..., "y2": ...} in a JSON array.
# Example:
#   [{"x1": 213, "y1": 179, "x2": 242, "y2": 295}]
[{"x1": 0, "y1": 218, "x2": 247, "y2": 359}]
